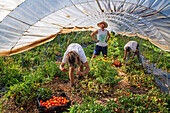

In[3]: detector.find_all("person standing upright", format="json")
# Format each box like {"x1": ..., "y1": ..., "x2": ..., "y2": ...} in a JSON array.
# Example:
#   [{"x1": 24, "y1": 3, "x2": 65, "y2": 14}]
[{"x1": 90, "y1": 21, "x2": 110, "y2": 62}]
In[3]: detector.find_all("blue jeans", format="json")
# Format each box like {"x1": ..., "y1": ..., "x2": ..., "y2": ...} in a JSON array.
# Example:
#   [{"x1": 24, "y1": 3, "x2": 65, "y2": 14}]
[{"x1": 93, "y1": 45, "x2": 107, "y2": 57}]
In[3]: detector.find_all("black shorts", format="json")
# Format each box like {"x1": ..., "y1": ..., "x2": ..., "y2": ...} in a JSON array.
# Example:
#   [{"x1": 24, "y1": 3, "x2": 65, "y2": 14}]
[{"x1": 93, "y1": 45, "x2": 107, "y2": 57}]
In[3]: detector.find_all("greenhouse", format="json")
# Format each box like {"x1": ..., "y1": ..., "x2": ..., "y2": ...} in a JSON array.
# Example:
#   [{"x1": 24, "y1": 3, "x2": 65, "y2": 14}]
[{"x1": 0, "y1": 0, "x2": 169, "y2": 112}]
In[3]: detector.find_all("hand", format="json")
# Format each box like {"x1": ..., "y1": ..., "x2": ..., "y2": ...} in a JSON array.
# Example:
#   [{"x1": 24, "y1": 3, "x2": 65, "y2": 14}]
[
  {"x1": 123, "y1": 57, "x2": 126, "y2": 60},
  {"x1": 61, "y1": 68, "x2": 68, "y2": 73},
  {"x1": 131, "y1": 57, "x2": 134, "y2": 60},
  {"x1": 95, "y1": 40, "x2": 99, "y2": 43},
  {"x1": 76, "y1": 71, "x2": 83, "y2": 76},
  {"x1": 105, "y1": 40, "x2": 108, "y2": 43}
]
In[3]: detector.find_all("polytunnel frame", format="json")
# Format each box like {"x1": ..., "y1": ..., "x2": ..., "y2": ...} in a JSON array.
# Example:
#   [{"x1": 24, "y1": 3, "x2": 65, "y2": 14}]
[
  {"x1": 79, "y1": 17, "x2": 135, "y2": 33},
  {"x1": 95, "y1": 0, "x2": 170, "y2": 49},
  {"x1": 76, "y1": 13, "x2": 146, "y2": 36},
  {"x1": 97, "y1": 0, "x2": 169, "y2": 18},
  {"x1": 71, "y1": 7, "x2": 163, "y2": 45},
  {"x1": 1, "y1": 10, "x2": 165, "y2": 67},
  {"x1": 112, "y1": 12, "x2": 168, "y2": 50}
]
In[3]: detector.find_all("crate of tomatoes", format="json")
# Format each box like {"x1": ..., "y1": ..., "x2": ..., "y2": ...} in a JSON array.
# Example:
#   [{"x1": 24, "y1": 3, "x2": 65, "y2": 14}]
[
  {"x1": 37, "y1": 93, "x2": 71, "y2": 113},
  {"x1": 113, "y1": 60, "x2": 122, "y2": 67}
]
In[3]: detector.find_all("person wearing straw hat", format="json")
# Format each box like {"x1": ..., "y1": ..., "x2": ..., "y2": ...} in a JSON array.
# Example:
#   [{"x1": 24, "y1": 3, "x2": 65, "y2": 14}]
[
  {"x1": 60, "y1": 43, "x2": 90, "y2": 87},
  {"x1": 90, "y1": 21, "x2": 110, "y2": 62}
]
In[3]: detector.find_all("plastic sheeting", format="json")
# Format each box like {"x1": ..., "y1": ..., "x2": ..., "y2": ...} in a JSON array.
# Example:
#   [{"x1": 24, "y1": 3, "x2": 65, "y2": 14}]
[{"x1": 0, "y1": 0, "x2": 169, "y2": 56}]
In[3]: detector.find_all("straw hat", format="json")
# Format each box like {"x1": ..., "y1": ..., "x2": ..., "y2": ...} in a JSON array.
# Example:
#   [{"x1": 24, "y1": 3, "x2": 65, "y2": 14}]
[{"x1": 97, "y1": 21, "x2": 108, "y2": 28}]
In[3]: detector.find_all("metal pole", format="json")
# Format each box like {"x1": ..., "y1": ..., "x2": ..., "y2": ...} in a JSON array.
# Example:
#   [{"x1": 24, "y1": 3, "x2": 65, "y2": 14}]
[
  {"x1": 58, "y1": 35, "x2": 61, "y2": 54},
  {"x1": 73, "y1": 31, "x2": 80, "y2": 42},
  {"x1": 144, "y1": 41, "x2": 149, "y2": 52},
  {"x1": 154, "y1": 50, "x2": 163, "y2": 67},
  {"x1": 80, "y1": 29, "x2": 88, "y2": 45},
  {"x1": 43, "y1": 40, "x2": 52, "y2": 62},
  {"x1": 82, "y1": 30, "x2": 91, "y2": 46},
  {"x1": 45, "y1": 41, "x2": 52, "y2": 55},
  {"x1": 62, "y1": 33, "x2": 68, "y2": 46},
  {"x1": 150, "y1": 42, "x2": 155, "y2": 70},
  {"x1": 140, "y1": 39, "x2": 143, "y2": 55},
  {"x1": 85, "y1": 30, "x2": 92, "y2": 44},
  {"x1": 164, "y1": 54, "x2": 169, "y2": 94},
  {"x1": 21, "y1": 53, "x2": 23, "y2": 67},
  {"x1": 61, "y1": 33, "x2": 69, "y2": 55},
  {"x1": 3, "y1": 57, "x2": 6, "y2": 62},
  {"x1": 80, "y1": 29, "x2": 85, "y2": 44}
]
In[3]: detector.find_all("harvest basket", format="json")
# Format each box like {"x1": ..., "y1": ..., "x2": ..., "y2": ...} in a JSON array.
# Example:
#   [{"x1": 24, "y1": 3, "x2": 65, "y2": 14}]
[{"x1": 37, "y1": 93, "x2": 71, "y2": 113}]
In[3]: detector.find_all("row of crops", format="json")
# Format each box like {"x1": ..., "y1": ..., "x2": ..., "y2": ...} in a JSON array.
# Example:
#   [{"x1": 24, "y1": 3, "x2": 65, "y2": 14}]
[{"x1": 0, "y1": 31, "x2": 169, "y2": 112}]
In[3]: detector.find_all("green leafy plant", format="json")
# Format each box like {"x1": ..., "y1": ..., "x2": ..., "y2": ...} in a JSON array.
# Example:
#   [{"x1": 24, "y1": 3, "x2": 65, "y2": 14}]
[
  {"x1": 117, "y1": 88, "x2": 169, "y2": 112},
  {"x1": 69, "y1": 96, "x2": 118, "y2": 113},
  {"x1": 5, "y1": 82, "x2": 52, "y2": 106}
]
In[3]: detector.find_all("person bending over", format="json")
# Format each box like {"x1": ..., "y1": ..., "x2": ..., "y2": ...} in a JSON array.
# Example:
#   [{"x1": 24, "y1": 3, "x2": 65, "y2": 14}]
[
  {"x1": 123, "y1": 41, "x2": 143, "y2": 66},
  {"x1": 60, "y1": 43, "x2": 90, "y2": 87}
]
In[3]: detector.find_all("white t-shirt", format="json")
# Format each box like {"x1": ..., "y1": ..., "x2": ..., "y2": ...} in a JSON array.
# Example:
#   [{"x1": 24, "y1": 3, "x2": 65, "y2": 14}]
[
  {"x1": 62, "y1": 43, "x2": 87, "y2": 63},
  {"x1": 96, "y1": 29, "x2": 108, "y2": 47},
  {"x1": 124, "y1": 41, "x2": 138, "y2": 52}
]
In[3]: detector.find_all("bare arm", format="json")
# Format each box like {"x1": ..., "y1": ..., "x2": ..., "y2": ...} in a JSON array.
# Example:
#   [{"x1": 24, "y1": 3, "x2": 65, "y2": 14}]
[
  {"x1": 76, "y1": 61, "x2": 90, "y2": 76},
  {"x1": 131, "y1": 49, "x2": 138, "y2": 59},
  {"x1": 60, "y1": 62, "x2": 68, "y2": 73},
  {"x1": 123, "y1": 49, "x2": 127, "y2": 60},
  {"x1": 91, "y1": 30, "x2": 98, "y2": 41},
  {"x1": 106, "y1": 30, "x2": 110, "y2": 41}
]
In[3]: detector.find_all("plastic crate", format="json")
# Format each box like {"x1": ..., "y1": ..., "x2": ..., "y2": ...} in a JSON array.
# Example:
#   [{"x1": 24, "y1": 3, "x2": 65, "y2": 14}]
[
  {"x1": 113, "y1": 61, "x2": 122, "y2": 67},
  {"x1": 37, "y1": 93, "x2": 71, "y2": 113}
]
